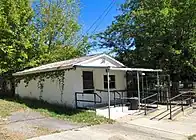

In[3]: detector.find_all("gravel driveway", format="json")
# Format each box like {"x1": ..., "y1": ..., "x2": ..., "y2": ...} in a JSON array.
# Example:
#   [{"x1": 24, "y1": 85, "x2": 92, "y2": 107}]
[{"x1": 28, "y1": 123, "x2": 186, "y2": 140}]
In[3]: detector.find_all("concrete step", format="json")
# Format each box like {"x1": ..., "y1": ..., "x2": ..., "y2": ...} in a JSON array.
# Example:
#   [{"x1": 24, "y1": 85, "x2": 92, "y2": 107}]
[{"x1": 96, "y1": 106, "x2": 137, "y2": 119}]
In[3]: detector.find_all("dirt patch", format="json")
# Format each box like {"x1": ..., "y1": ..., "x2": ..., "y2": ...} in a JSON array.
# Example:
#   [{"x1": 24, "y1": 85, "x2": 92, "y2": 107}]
[
  {"x1": 0, "y1": 126, "x2": 26, "y2": 140},
  {"x1": 31, "y1": 126, "x2": 54, "y2": 137}
]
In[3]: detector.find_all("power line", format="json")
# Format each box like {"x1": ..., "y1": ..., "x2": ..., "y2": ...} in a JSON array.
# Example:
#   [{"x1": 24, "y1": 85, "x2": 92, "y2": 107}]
[
  {"x1": 73, "y1": 0, "x2": 116, "y2": 47},
  {"x1": 85, "y1": 0, "x2": 115, "y2": 33},
  {"x1": 91, "y1": 1, "x2": 116, "y2": 34}
]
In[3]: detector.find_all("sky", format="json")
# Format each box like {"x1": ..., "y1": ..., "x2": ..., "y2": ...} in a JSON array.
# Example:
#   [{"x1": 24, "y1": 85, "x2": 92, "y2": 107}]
[
  {"x1": 32, "y1": 0, "x2": 125, "y2": 54},
  {"x1": 79, "y1": 0, "x2": 125, "y2": 34},
  {"x1": 79, "y1": 0, "x2": 125, "y2": 54}
]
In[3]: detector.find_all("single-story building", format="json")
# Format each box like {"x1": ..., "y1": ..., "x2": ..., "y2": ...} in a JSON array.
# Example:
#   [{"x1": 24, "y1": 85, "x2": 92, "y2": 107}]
[{"x1": 13, "y1": 54, "x2": 162, "y2": 109}]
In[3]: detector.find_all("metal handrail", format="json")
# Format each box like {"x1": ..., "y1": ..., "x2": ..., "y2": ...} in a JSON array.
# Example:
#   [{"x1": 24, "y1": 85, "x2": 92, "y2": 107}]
[
  {"x1": 75, "y1": 92, "x2": 102, "y2": 109},
  {"x1": 168, "y1": 92, "x2": 192, "y2": 119},
  {"x1": 95, "y1": 93, "x2": 102, "y2": 103},
  {"x1": 142, "y1": 93, "x2": 158, "y2": 101},
  {"x1": 96, "y1": 89, "x2": 127, "y2": 92},
  {"x1": 85, "y1": 92, "x2": 102, "y2": 103},
  {"x1": 115, "y1": 91, "x2": 121, "y2": 97},
  {"x1": 114, "y1": 91, "x2": 123, "y2": 108},
  {"x1": 96, "y1": 89, "x2": 107, "y2": 92},
  {"x1": 169, "y1": 93, "x2": 185, "y2": 101},
  {"x1": 142, "y1": 93, "x2": 158, "y2": 115},
  {"x1": 96, "y1": 89, "x2": 125, "y2": 107},
  {"x1": 149, "y1": 100, "x2": 158, "y2": 106}
]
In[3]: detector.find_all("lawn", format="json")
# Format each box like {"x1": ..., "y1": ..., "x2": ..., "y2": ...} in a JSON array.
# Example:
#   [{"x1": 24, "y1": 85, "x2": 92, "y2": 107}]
[
  {"x1": 0, "y1": 99, "x2": 26, "y2": 117},
  {"x1": 0, "y1": 97, "x2": 113, "y2": 125}
]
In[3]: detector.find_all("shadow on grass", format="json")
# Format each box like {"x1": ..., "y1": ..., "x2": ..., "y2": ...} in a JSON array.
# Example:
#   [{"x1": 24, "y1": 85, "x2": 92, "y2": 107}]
[{"x1": 0, "y1": 95, "x2": 86, "y2": 116}]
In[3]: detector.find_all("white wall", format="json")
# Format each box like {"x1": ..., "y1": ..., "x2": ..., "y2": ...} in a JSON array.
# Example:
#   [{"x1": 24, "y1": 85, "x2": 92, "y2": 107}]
[
  {"x1": 15, "y1": 70, "x2": 77, "y2": 108},
  {"x1": 75, "y1": 68, "x2": 127, "y2": 108},
  {"x1": 15, "y1": 68, "x2": 127, "y2": 108}
]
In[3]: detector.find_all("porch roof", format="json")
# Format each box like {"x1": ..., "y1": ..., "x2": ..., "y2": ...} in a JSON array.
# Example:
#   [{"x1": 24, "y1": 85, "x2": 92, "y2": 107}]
[
  {"x1": 109, "y1": 67, "x2": 162, "y2": 72},
  {"x1": 75, "y1": 65, "x2": 162, "y2": 72}
]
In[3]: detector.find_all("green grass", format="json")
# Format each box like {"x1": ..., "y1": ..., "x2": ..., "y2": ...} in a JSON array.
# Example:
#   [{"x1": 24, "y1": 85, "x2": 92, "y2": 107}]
[
  {"x1": 0, "y1": 97, "x2": 113, "y2": 125},
  {"x1": 0, "y1": 99, "x2": 26, "y2": 117},
  {"x1": 37, "y1": 108, "x2": 113, "y2": 125},
  {"x1": 188, "y1": 134, "x2": 196, "y2": 140}
]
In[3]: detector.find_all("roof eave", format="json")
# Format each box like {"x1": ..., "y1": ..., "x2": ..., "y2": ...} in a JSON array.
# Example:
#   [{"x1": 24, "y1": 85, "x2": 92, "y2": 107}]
[
  {"x1": 109, "y1": 67, "x2": 162, "y2": 72},
  {"x1": 13, "y1": 65, "x2": 73, "y2": 76}
]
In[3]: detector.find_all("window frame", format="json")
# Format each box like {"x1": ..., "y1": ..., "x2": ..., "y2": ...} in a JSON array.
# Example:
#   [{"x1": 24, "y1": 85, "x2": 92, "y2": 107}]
[
  {"x1": 83, "y1": 71, "x2": 94, "y2": 90},
  {"x1": 103, "y1": 75, "x2": 116, "y2": 89}
]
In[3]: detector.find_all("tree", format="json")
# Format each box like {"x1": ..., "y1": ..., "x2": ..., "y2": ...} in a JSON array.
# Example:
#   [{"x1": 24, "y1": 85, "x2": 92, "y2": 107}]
[
  {"x1": 98, "y1": 0, "x2": 196, "y2": 82},
  {"x1": 32, "y1": 0, "x2": 89, "y2": 64},
  {"x1": 0, "y1": 0, "x2": 89, "y2": 95},
  {"x1": 0, "y1": 0, "x2": 89, "y2": 76},
  {"x1": 0, "y1": 0, "x2": 35, "y2": 75}
]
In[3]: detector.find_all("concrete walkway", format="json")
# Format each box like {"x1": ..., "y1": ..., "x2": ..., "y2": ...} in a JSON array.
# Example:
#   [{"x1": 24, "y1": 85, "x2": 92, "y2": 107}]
[
  {"x1": 28, "y1": 108, "x2": 196, "y2": 140},
  {"x1": 29, "y1": 122, "x2": 186, "y2": 140},
  {"x1": 119, "y1": 108, "x2": 196, "y2": 136}
]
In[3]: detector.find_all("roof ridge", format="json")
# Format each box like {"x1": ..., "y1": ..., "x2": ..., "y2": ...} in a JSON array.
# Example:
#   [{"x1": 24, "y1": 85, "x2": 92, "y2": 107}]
[{"x1": 36, "y1": 53, "x2": 102, "y2": 67}]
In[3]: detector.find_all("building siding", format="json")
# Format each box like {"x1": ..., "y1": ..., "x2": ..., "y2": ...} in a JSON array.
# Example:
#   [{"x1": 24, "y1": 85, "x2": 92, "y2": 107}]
[{"x1": 16, "y1": 67, "x2": 127, "y2": 108}]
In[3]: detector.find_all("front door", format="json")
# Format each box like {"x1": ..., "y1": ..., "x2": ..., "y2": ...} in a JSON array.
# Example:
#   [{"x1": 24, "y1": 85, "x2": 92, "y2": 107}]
[
  {"x1": 126, "y1": 72, "x2": 138, "y2": 97},
  {"x1": 83, "y1": 71, "x2": 94, "y2": 93}
]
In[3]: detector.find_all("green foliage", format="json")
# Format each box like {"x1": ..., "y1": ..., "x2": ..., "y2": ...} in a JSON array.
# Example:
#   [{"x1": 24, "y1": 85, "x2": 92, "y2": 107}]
[
  {"x1": 98, "y1": 0, "x2": 196, "y2": 81},
  {"x1": 0, "y1": 0, "x2": 35, "y2": 74},
  {"x1": 33, "y1": 0, "x2": 81, "y2": 49},
  {"x1": 32, "y1": 0, "x2": 89, "y2": 65},
  {"x1": 0, "y1": 0, "x2": 89, "y2": 78}
]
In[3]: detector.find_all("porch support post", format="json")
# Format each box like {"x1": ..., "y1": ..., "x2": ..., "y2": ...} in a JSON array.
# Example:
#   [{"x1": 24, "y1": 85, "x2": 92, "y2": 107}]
[
  {"x1": 141, "y1": 73, "x2": 144, "y2": 99},
  {"x1": 137, "y1": 71, "x2": 140, "y2": 111},
  {"x1": 157, "y1": 72, "x2": 160, "y2": 102},
  {"x1": 106, "y1": 68, "x2": 111, "y2": 119}
]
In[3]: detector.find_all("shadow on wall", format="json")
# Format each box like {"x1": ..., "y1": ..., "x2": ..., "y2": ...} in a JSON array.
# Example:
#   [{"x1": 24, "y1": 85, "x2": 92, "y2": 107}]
[{"x1": 0, "y1": 96, "x2": 85, "y2": 116}]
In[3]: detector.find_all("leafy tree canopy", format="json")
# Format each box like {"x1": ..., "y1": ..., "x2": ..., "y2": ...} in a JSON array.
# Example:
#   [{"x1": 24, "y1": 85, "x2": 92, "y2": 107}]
[
  {"x1": 0, "y1": 0, "x2": 89, "y2": 77},
  {"x1": 0, "y1": 0, "x2": 34, "y2": 75},
  {"x1": 98, "y1": 0, "x2": 196, "y2": 81}
]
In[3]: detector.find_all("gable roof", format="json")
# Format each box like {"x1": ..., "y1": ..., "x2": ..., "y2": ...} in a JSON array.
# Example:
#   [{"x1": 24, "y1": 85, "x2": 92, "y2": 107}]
[{"x1": 13, "y1": 54, "x2": 125, "y2": 76}]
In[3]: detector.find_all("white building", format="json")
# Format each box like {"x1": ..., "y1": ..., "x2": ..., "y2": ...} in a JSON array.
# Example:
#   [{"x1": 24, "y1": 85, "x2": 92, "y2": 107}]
[
  {"x1": 13, "y1": 54, "x2": 162, "y2": 109},
  {"x1": 13, "y1": 54, "x2": 128, "y2": 108}
]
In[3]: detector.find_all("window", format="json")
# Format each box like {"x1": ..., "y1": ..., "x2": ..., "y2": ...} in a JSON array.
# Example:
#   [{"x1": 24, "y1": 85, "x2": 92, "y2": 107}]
[
  {"x1": 104, "y1": 75, "x2": 116, "y2": 89},
  {"x1": 83, "y1": 71, "x2": 94, "y2": 90}
]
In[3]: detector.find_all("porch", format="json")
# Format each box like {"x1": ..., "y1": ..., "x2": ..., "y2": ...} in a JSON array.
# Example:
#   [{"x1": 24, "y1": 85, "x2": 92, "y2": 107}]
[
  {"x1": 74, "y1": 66, "x2": 167, "y2": 118},
  {"x1": 74, "y1": 66, "x2": 195, "y2": 119}
]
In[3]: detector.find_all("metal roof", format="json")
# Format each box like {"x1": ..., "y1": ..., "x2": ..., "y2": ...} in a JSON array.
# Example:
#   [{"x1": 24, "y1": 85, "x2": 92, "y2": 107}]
[
  {"x1": 13, "y1": 54, "x2": 102, "y2": 76},
  {"x1": 13, "y1": 53, "x2": 162, "y2": 76},
  {"x1": 109, "y1": 67, "x2": 162, "y2": 72}
]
